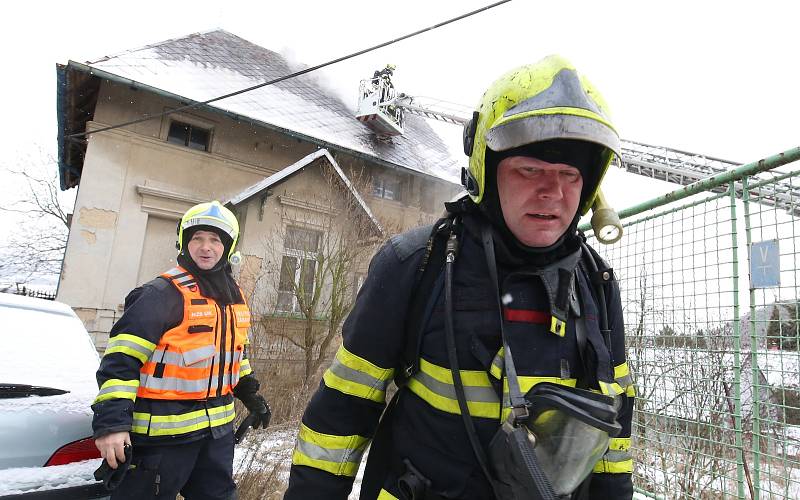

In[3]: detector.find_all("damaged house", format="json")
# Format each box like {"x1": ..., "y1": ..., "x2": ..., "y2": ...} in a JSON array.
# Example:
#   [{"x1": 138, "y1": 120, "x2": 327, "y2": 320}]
[{"x1": 55, "y1": 30, "x2": 461, "y2": 358}]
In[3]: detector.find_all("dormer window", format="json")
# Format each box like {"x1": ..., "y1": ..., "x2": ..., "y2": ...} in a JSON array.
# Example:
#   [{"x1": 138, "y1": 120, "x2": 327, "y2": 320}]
[{"x1": 167, "y1": 120, "x2": 211, "y2": 152}]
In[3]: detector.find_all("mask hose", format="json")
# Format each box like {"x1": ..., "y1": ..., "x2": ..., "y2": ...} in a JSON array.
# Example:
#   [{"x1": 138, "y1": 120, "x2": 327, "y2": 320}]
[{"x1": 443, "y1": 225, "x2": 501, "y2": 497}]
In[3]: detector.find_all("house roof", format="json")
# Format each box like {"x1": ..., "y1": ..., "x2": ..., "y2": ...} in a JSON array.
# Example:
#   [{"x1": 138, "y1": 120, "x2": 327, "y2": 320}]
[
  {"x1": 226, "y1": 148, "x2": 384, "y2": 237},
  {"x1": 57, "y1": 30, "x2": 460, "y2": 189}
]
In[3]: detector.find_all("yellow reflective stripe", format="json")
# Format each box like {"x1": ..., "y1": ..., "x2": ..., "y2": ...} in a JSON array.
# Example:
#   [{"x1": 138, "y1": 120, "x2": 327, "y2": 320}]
[
  {"x1": 334, "y1": 345, "x2": 394, "y2": 381},
  {"x1": 625, "y1": 385, "x2": 636, "y2": 397},
  {"x1": 593, "y1": 457, "x2": 633, "y2": 474},
  {"x1": 407, "y1": 358, "x2": 499, "y2": 419},
  {"x1": 598, "y1": 380, "x2": 625, "y2": 397},
  {"x1": 418, "y1": 357, "x2": 493, "y2": 388},
  {"x1": 323, "y1": 370, "x2": 386, "y2": 403},
  {"x1": 132, "y1": 403, "x2": 235, "y2": 437},
  {"x1": 94, "y1": 379, "x2": 139, "y2": 403},
  {"x1": 104, "y1": 333, "x2": 157, "y2": 364},
  {"x1": 207, "y1": 403, "x2": 235, "y2": 416},
  {"x1": 377, "y1": 489, "x2": 399, "y2": 500},
  {"x1": 292, "y1": 423, "x2": 369, "y2": 477},
  {"x1": 614, "y1": 361, "x2": 634, "y2": 390},
  {"x1": 105, "y1": 345, "x2": 149, "y2": 363},
  {"x1": 131, "y1": 412, "x2": 149, "y2": 434},
  {"x1": 108, "y1": 333, "x2": 157, "y2": 351},
  {"x1": 609, "y1": 437, "x2": 631, "y2": 451},
  {"x1": 549, "y1": 316, "x2": 566, "y2": 336},
  {"x1": 239, "y1": 358, "x2": 252, "y2": 377},
  {"x1": 514, "y1": 376, "x2": 576, "y2": 395},
  {"x1": 100, "y1": 379, "x2": 139, "y2": 390},
  {"x1": 490, "y1": 347, "x2": 504, "y2": 379},
  {"x1": 593, "y1": 437, "x2": 633, "y2": 473},
  {"x1": 323, "y1": 345, "x2": 394, "y2": 403},
  {"x1": 501, "y1": 377, "x2": 577, "y2": 420},
  {"x1": 494, "y1": 107, "x2": 616, "y2": 134}
]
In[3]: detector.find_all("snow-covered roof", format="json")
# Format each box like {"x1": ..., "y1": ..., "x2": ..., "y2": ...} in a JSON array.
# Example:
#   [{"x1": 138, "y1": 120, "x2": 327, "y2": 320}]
[
  {"x1": 59, "y1": 30, "x2": 459, "y2": 188},
  {"x1": 226, "y1": 148, "x2": 384, "y2": 236}
]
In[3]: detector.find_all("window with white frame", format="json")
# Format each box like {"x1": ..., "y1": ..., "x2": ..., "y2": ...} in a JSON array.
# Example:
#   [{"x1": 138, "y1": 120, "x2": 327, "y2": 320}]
[
  {"x1": 372, "y1": 173, "x2": 402, "y2": 201},
  {"x1": 276, "y1": 226, "x2": 322, "y2": 313}
]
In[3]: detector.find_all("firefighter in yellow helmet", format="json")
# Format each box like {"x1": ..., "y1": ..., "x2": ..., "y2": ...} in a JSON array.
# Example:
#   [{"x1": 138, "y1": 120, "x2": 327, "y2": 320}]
[
  {"x1": 286, "y1": 56, "x2": 634, "y2": 500},
  {"x1": 92, "y1": 201, "x2": 270, "y2": 499}
]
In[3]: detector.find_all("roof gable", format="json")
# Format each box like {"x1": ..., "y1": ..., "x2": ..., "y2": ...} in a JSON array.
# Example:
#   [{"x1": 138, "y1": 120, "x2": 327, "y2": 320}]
[{"x1": 226, "y1": 148, "x2": 383, "y2": 237}]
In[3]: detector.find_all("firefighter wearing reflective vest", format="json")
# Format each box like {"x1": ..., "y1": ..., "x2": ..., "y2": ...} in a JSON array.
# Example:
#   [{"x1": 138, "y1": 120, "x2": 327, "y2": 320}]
[
  {"x1": 92, "y1": 201, "x2": 270, "y2": 499},
  {"x1": 286, "y1": 56, "x2": 635, "y2": 500}
]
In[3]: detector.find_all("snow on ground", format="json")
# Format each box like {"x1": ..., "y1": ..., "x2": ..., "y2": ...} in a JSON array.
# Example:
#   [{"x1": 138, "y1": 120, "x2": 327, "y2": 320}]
[
  {"x1": 0, "y1": 458, "x2": 103, "y2": 496},
  {"x1": 631, "y1": 346, "x2": 800, "y2": 425},
  {"x1": 784, "y1": 426, "x2": 800, "y2": 458},
  {"x1": 234, "y1": 424, "x2": 296, "y2": 474},
  {"x1": 760, "y1": 349, "x2": 800, "y2": 388},
  {"x1": 233, "y1": 422, "x2": 369, "y2": 499}
]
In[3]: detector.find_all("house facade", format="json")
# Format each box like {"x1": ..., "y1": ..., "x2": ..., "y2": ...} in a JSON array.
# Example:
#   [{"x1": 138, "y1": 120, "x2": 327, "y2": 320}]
[{"x1": 55, "y1": 30, "x2": 461, "y2": 350}]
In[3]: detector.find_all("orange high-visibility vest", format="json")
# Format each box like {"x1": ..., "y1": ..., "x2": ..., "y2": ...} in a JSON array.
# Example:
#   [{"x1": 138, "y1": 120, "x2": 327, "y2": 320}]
[{"x1": 137, "y1": 267, "x2": 251, "y2": 400}]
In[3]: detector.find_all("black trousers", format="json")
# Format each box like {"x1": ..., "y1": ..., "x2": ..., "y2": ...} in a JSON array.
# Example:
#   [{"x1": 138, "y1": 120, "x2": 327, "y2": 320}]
[{"x1": 111, "y1": 431, "x2": 236, "y2": 500}]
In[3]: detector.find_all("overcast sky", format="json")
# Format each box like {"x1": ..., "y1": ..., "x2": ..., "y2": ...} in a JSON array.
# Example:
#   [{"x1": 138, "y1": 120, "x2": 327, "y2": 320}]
[{"x1": 1, "y1": 0, "x2": 799, "y2": 280}]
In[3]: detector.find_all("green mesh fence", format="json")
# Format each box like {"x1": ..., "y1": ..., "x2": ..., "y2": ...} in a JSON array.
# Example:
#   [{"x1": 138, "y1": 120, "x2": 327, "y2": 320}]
[{"x1": 583, "y1": 147, "x2": 800, "y2": 499}]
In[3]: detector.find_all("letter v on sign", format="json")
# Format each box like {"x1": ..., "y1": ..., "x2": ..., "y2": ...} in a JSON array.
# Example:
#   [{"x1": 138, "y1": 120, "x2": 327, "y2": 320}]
[{"x1": 750, "y1": 240, "x2": 780, "y2": 289}]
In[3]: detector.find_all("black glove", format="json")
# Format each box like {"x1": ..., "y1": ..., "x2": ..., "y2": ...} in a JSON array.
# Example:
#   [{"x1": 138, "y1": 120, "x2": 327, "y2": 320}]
[
  {"x1": 94, "y1": 444, "x2": 133, "y2": 490},
  {"x1": 240, "y1": 393, "x2": 271, "y2": 429},
  {"x1": 234, "y1": 375, "x2": 271, "y2": 428}
]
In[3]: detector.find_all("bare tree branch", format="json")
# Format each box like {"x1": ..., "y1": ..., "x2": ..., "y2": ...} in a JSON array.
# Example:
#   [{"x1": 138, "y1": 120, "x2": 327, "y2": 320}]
[{"x1": 0, "y1": 152, "x2": 71, "y2": 283}]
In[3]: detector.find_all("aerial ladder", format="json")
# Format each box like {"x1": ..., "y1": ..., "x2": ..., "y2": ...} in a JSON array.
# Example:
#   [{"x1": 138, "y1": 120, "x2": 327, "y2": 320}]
[{"x1": 356, "y1": 71, "x2": 800, "y2": 241}]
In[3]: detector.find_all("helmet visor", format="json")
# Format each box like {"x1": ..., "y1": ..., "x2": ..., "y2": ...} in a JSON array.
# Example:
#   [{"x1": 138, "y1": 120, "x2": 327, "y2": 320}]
[{"x1": 486, "y1": 113, "x2": 621, "y2": 159}]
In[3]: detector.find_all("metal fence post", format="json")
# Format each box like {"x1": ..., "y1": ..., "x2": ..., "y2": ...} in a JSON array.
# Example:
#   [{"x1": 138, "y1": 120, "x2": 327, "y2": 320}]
[
  {"x1": 742, "y1": 176, "x2": 762, "y2": 499},
  {"x1": 730, "y1": 180, "x2": 748, "y2": 499}
]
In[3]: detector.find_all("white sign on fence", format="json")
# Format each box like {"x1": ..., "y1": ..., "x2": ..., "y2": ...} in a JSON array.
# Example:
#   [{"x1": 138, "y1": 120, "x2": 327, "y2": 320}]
[{"x1": 750, "y1": 239, "x2": 780, "y2": 288}]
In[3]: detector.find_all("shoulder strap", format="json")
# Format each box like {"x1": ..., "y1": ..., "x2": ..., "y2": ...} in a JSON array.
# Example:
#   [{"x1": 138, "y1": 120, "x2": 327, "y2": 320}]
[
  {"x1": 397, "y1": 218, "x2": 454, "y2": 384},
  {"x1": 578, "y1": 241, "x2": 614, "y2": 342},
  {"x1": 361, "y1": 218, "x2": 454, "y2": 498}
]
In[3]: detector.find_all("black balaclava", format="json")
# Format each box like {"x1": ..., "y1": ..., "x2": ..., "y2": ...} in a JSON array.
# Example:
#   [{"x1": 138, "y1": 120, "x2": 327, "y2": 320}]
[
  {"x1": 476, "y1": 138, "x2": 606, "y2": 267},
  {"x1": 178, "y1": 225, "x2": 243, "y2": 305}
]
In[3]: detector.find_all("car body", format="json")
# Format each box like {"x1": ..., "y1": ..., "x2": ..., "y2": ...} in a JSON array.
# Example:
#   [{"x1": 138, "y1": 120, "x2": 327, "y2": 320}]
[{"x1": 0, "y1": 293, "x2": 108, "y2": 499}]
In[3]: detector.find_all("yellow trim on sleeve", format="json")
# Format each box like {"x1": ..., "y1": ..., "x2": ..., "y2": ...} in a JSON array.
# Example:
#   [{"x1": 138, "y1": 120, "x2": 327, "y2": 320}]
[
  {"x1": 336, "y1": 345, "x2": 394, "y2": 381},
  {"x1": 292, "y1": 423, "x2": 369, "y2": 477},
  {"x1": 609, "y1": 437, "x2": 631, "y2": 451},
  {"x1": 104, "y1": 333, "x2": 157, "y2": 364},
  {"x1": 323, "y1": 369, "x2": 387, "y2": 403},
  {"x1": 593, "y1": 458, "x2": 633, "y2": 474}
]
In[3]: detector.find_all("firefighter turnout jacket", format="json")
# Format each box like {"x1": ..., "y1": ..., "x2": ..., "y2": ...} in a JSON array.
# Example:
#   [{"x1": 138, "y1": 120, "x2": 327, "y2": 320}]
[
  {"x1": 286, "y1": 217, "x2": 635, "y2": 499},
  {"x1": 92, "y1": 267, "x2": 254, "y2": 444}
]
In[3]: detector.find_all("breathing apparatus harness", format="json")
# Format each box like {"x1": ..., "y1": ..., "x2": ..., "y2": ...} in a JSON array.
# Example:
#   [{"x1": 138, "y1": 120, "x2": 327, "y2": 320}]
[{"x1": 361, "y1": 203, "x2": 621, "y2": 500}]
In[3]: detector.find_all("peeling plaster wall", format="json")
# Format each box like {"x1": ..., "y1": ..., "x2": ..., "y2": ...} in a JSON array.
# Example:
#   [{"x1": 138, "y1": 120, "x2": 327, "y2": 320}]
[{"x1": 57, "y1": 82, "x2": 309, "y2": 340}]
